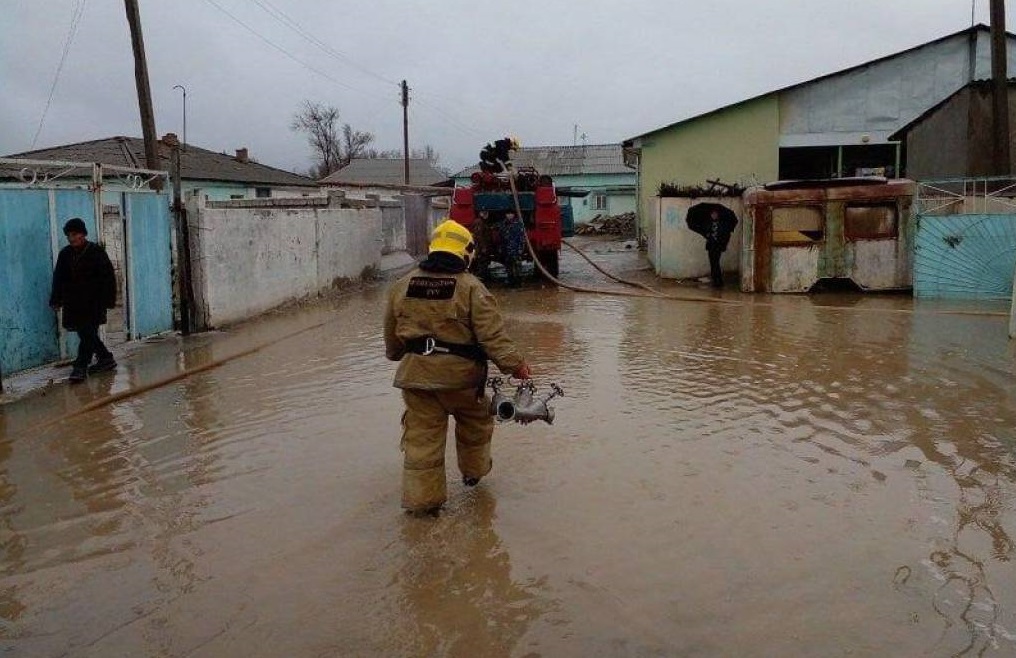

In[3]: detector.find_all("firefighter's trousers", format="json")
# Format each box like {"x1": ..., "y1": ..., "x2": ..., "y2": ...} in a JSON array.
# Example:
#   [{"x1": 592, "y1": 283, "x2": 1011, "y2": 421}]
[{"x1": 401, "y1": 388, "x2": 493, "y2": 510}]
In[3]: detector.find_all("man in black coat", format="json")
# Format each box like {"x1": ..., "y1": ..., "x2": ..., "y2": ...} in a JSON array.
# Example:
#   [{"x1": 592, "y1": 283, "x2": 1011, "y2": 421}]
[
  {"x1": 698, "y1": 206, "x2": 738, "y2": 288},
  {"x1": 50, "y1": 217, "x2": 118, "y2": 383}
]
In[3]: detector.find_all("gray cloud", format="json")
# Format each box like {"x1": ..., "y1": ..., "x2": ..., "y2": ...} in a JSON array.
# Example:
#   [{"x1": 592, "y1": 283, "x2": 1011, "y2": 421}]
[{"x1": 0, "y1": 0, "x2": 1001, "y2": 174}]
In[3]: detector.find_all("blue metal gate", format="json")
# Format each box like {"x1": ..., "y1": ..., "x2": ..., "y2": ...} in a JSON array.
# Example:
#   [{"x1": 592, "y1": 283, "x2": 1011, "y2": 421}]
[
  {"x1": 0, "y1": 159, "x2": 173, "y2": 379},
  {"x1": 914, "y1": 178, "x2": 1016, "y2": 300},
  {"x1": 125, "y1": 192, "x2": 174, "y2": 339}
]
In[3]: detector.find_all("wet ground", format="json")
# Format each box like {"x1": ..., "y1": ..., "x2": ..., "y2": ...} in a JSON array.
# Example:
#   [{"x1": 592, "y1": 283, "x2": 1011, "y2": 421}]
[{"x1": 3, "y1": 237, "x2": 1016, "y2": 657}]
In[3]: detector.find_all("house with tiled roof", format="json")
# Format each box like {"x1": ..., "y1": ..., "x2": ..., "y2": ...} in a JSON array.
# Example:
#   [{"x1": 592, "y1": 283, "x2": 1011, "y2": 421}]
[
  {"x1": 3, "y1": 135, "x2": 319, "y2": 200},
  {"x1": 320, "y1": 158, "x2": 450, "y2": 188},
  {"x1": 452, "y1": 143, "x2": 636, "y2": 225}
]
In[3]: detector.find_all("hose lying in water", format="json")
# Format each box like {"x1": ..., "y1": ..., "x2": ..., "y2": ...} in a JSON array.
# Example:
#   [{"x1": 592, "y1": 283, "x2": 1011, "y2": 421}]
[{"x1": 26, "y1": 317, "x2": 334, "y2": 434}]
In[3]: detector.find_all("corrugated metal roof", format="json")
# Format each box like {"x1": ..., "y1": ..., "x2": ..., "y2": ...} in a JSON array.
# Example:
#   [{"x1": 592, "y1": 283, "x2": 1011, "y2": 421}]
[
  {"x1": 451, "y1": 144, "x2": 631, "y2": 178},
  {"x1": 320, "y1": 158, "x2": 450, "y2": 186},
  {"x1": 3, "y1": 136, "x2": 317, "y2": 187}
]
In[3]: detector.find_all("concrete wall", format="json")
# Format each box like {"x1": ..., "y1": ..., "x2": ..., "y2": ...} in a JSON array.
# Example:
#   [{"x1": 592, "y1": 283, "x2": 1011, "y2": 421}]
[
  {"x1": 652, "y1": 196, "x2": 744, "y2": 279},
  {"x1": 186, "y1": 192, "x2": 382, "y2": 328},
  {"x1": 635, "y1": 95, "x2": 779, "y2": 239},
  {"x1": 380, "y1": 202, "x2": 406, "y2": 254}
]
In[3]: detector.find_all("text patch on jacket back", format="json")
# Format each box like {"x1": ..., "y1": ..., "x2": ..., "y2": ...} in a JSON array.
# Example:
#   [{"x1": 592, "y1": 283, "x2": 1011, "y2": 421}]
[{"x1": 407, "y1": 277, "x2": 456, "y2": 300}]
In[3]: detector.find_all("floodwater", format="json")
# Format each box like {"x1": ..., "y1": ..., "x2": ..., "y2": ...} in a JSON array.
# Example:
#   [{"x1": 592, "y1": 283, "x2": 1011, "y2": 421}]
[{"x1": 3, "y1": 241, "x2": 1016, "y2": 657}]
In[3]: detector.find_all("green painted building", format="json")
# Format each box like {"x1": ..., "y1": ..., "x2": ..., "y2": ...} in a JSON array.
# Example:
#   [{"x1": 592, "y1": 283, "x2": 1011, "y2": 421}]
[{"x1": 624, "y1": 24, "x2": 1016, "y2": 276}]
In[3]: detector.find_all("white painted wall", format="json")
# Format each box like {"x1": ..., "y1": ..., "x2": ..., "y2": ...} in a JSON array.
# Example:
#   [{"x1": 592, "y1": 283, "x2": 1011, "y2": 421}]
[
  {"x1": 653, "y1": 197, "x2": 743, "y2": 279},
  {"x1": 187, "y1": 193, "x2": 382, "y2": 328},
  {"x1": 770, "y1": 246, "x2": 821, "y2": 293}
]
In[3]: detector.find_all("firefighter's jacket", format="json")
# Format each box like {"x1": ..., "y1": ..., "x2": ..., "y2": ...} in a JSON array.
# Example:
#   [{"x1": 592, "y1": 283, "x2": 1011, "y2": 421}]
[{"x1": 384, "y1": 260, "x2": 525, "y2": 391}]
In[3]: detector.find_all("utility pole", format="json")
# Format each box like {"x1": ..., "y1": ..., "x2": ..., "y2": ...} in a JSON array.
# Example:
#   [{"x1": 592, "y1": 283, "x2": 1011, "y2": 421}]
[
  {"x1": 401, "y1": 80, "x2": 410, "y2": 184},
  {"x1": 991, "y1": 0, "x2": 1011, "y2": 175},
  {"x1": 124, "y1": 0, "x2": 162, "y2": 188},
  {"x1": 173, "y1": 84, "x2": 187, "y2": 151},
  {"x1": 170, "y1": 139, "x2": 193, "y2": 335}
]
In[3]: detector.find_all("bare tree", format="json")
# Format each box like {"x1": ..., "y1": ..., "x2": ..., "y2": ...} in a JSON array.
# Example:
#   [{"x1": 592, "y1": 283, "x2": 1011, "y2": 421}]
[
  {"x1": 416, "y1": 144, "x2": 440, "y2": 164},
  {"x1": 362, "y1": 144, "x2": 442, "y2": 165},
  {"x1": 342, "y1": 124, "x2": 373, "y2": 164},
  {"x1": 291, "y1": 101, "x2": 374, "y2": 178}
]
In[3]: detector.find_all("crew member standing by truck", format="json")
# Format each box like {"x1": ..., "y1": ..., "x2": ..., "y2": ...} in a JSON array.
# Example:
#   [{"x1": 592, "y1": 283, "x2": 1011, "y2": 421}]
[{"x1": 384, "y1": 219, "x2": 532, "y2": 516}]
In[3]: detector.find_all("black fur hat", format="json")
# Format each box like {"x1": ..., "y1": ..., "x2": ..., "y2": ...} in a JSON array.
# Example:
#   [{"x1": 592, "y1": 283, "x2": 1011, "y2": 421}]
[{"x1": 63, "y1": 217, "x2": 87, "y2": 236}]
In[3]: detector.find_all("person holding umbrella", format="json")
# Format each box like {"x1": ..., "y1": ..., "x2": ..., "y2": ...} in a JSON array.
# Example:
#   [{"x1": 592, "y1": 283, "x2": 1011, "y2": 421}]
[{"x1": 686, "y1": 203, "x2": 738, "y2": 288}]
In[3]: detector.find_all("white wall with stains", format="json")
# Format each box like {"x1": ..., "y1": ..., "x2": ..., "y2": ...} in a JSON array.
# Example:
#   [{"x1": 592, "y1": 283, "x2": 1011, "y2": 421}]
[
  {"x1": 186, "y1": 193, "x2": 382, "y2": 328},
  {"x1": 653, "y1": 197, "x2": 744, "y2": 280}
]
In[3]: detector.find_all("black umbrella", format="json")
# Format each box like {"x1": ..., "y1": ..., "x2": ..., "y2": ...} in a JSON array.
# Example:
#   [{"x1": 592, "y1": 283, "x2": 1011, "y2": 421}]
[{"x1": 685, "y1": 202, "x2": 738, "y2": 238}]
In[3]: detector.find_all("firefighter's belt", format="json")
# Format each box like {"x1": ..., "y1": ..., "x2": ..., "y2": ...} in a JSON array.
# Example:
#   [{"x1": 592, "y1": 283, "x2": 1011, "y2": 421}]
[{"x1": 405, "y1": 336, "x2": 487, "y2": 362}]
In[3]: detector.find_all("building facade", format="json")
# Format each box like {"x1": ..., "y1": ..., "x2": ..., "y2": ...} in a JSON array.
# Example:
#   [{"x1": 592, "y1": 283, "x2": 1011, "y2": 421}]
[{"x1": 625, "y1": 25, "x2": 1016, "y2": 241}]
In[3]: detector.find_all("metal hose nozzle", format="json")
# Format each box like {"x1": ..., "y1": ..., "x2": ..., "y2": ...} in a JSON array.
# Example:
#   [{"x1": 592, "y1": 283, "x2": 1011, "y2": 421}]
[{"x1": 487, "y1": 377, "x2": 517, "y2": 421}]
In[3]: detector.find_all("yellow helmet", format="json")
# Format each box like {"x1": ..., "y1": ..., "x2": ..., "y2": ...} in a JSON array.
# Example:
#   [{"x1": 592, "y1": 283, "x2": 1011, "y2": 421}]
[{"x1": 429, "y1": 219, "x2": 476, "y2": 265}]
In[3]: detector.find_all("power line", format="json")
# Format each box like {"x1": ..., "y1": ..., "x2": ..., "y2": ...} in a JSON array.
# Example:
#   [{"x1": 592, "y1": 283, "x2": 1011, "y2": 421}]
[
  {"x1": 246, "y1": 0, "x2": 492, "y2": 140},
  {"x1": 412, "y1": 97, "x2": 489, "y2": 139},
  {"x1": 32, "y1": 0, "x2": 87, "y2": 149},
  {"x1": 199, "y1": 0, "x2": 393, "y2": 104},
  {"x1": 249, "y1": 0, "x2": 398, "y2": 86},
  {"x1": 202, "y1": 0, "x2": 491, "y2": 147}
]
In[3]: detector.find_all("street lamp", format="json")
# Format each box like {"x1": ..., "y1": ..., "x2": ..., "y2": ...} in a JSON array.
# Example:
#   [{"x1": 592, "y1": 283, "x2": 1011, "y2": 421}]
[{"x1": 172, "y1": 84, "x2": 187, "y2": 150}]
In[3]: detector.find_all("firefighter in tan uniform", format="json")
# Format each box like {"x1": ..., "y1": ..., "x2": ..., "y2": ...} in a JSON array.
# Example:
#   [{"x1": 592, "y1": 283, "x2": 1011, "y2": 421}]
[{"x1": 384, "y1": 219, "x2": 532, "y2": 515}]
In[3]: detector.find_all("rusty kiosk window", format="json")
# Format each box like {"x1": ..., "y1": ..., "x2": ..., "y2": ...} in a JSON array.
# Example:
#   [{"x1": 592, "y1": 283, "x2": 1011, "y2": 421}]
[
  {"x1": 844, "y1": 203, "x2": 897, "y2": 240},
  {"x1": 771, "y1": 206, "x2": 824, "y2": 244}
]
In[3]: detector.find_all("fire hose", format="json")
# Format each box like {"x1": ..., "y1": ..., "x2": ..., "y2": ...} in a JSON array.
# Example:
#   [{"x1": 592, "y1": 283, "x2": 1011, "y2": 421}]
[{"x1": 501, "y1": 160, "x2": 740, "y2": 305}]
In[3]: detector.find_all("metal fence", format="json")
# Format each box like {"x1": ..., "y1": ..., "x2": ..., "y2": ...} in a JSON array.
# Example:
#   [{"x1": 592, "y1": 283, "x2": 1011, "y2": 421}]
[
  {"x1": 0, "y1": 158, "x2": 173, "y2": 382},
  {"x1": 914, "y1": 177, "x2": 1016, "y2": 300}
]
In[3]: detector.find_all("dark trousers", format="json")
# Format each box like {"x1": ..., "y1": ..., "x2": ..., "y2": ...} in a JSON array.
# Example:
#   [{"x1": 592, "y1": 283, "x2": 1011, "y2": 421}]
[
  {"x1": 707, "y1": 248, "x2": 724, "y2": 287},
  {"x1": 74, "y1": 325, "x2": 112, "y2": 368}
]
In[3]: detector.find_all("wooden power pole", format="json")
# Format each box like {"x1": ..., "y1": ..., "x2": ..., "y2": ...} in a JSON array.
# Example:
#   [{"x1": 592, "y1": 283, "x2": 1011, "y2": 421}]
[
  {"x1": 401, "y1": 80, "x2": 410, "y2": 185},
  {"x1": 991, "y1": 0, "x2": 1011, "y2": 175},
  {"x1": 124, "y1": 0, "x2": 162, "y2": 186}
]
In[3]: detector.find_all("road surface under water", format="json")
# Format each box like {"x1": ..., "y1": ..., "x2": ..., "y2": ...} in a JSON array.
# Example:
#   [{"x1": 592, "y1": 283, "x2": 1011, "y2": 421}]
[{"x1": 2, "y1": 241, "x2": 1016, "y2": 657}]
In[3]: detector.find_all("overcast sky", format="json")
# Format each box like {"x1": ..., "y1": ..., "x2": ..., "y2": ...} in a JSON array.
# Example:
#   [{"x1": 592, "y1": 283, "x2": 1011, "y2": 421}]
[{"x1": 1, "y1": 1, "x2": 1010, "y2": 176}]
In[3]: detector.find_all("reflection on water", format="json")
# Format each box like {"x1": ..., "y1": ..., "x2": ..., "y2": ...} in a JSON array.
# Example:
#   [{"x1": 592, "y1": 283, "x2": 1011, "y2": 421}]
[
  {"x1": 2, "y1": 265, "x2": 1016, "y2": 656},
  {"x1": 368, "y1": 488, "x2": 550, "y2": 657}
]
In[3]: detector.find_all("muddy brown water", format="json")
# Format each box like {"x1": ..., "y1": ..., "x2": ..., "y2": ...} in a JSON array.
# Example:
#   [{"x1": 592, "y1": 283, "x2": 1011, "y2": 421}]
[{"x1": 2, "y1": 243, "x2": 1016, "y2": 657}]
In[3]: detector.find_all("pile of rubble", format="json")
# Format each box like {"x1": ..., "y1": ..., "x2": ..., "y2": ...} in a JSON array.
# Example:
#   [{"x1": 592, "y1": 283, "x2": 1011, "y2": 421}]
[{"x1": 573, "y1": 212, "x2": 636, "y2": 236}]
